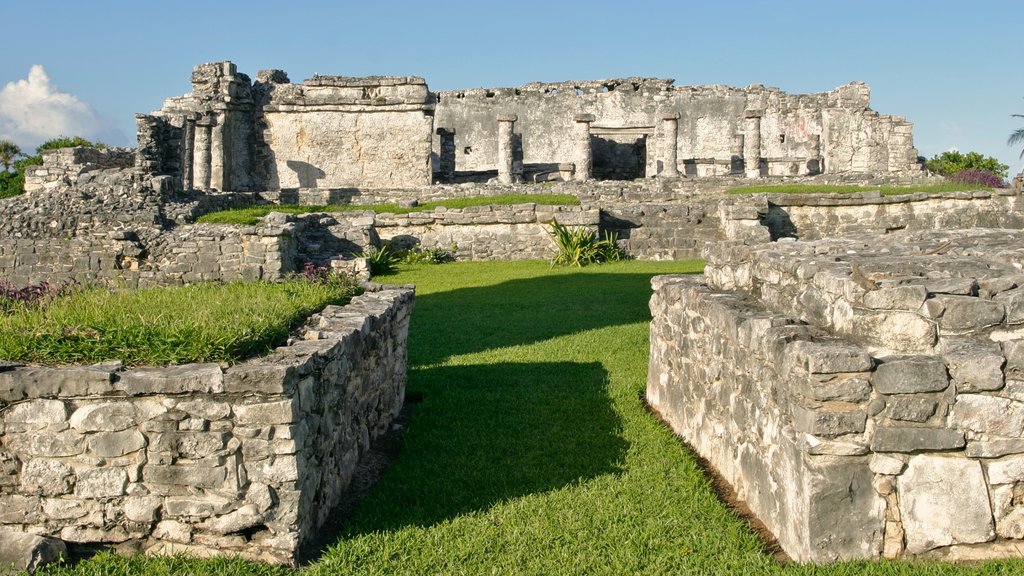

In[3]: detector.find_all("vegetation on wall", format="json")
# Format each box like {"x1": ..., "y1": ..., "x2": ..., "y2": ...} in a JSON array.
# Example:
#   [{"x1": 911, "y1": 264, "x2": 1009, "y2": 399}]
[{"x1": 924, "y1": 150, "x2": 1008, "y2": 187}]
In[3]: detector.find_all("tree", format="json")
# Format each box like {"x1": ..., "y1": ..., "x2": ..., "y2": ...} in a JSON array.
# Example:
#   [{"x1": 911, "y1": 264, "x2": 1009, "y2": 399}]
[
  {"x1": 0, "y1": 140, "x2": 21, "y2": 172},
  {"x1": 925, "y1": 150, "x2": 1008, "y2": 178},
  {"x1": 1008, "y1": 114, "x2": 1024, "y2": 159}
]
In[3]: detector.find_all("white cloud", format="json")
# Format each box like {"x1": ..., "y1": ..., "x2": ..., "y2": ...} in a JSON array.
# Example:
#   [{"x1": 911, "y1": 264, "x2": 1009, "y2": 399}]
[{"x1": 0, "y1": 65, "x2": 124, "y2": 150}]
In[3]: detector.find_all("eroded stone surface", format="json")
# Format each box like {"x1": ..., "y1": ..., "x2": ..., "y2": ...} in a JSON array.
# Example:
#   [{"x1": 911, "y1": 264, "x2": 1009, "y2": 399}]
[{"x1": 898, "y1": 456, "x2": 993, "y2": 554}]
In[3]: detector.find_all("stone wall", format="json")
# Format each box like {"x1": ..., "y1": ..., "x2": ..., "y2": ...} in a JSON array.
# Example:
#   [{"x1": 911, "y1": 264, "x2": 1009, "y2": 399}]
[
  {"x1": 374, "y1": 204, "x2": 599, "y2": 261},
  {"x1": 0, "y1": 285, "x2": 413, "y2": 564},
  {"x1": 648, "y1": 229, "x2": 1024, "y2": 562},
  {"x1": 24, "y1": 147, "x2": 135, "y2": 194},
  {"x1": 434, "y1": 80, "x2": 920, "y2": 181}
]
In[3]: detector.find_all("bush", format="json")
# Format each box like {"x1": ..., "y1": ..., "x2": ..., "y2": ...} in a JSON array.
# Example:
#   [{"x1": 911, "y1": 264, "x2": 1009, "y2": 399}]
[
  {"x1": 292, "y1": 261, "x2": 360, "y2": 290},
  {"x1": 548, "y1": 219, "x2": 624, "y2": 267},
  {"x1": 402, "y1": 246, "x2": 455, "y2": 265},
  {"x1": 0, "y1": 279, "x2": 79, "y2": 314},
  {"x1": 925, "y1": 150, "x2": 1008, "y2": 178},
  {"x1": 949, "y1": 169, "x2": 1007, "y2": 188},
  {"x1": 361, "y1": 244, "x2": 403, "y2": 276}
]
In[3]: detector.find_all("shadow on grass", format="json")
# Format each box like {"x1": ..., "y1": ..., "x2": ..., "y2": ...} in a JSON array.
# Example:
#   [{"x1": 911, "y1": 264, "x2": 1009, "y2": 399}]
[
  {"x1": 408, "y1": 272, "x2": 665, "y2": 366},
  {"x1": 342, "y1": 360, "x2": 626, "y2": 533}
]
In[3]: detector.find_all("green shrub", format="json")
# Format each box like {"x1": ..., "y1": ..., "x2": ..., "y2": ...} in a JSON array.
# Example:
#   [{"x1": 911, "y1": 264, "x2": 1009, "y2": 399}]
[
  {"x1": 401, "y1": 245, "x2": 455, "y2": 265},
  {"x1": 361, "y1": 243, "x2": 402, "y2": 275},
  {"x1": 925, "y1": 150, "x2": 1008, "y2": 178},
  {"x1": 548, "y1": 218, "x2": 623, "y2": 267}
]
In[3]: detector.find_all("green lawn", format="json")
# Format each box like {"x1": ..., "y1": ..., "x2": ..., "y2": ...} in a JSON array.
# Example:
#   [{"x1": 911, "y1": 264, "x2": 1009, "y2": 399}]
[
  {"x1": 725, "y1": 182, "x2": 990, "y2": 196},
  {"x1": 42, "y1": 261, "x2": 1024, "y2": 574},
  {"x1": 195, "y1": 194, "x2": 580, "y2": 225}
]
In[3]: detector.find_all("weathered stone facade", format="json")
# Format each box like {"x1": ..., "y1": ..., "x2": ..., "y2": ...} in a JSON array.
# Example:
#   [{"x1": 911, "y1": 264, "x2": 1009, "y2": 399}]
[
  {"x1": 0, "y1": 286, "x2": 413, "y2": 564},
  {"x1": 648, "y1": 229, "x2": 1024, "y2": 561},
  {"x1": 434, "y1": 80, "x2": 920, "y2": 182},
  {"x1": 136, "y1": 62, "x2": 921, "y2": 193}
]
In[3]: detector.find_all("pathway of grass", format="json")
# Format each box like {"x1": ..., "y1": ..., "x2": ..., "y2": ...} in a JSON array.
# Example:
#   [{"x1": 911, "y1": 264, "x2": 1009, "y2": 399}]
[{"x1": 44, "y1": 261, "x2": 1024, "y2": 575}]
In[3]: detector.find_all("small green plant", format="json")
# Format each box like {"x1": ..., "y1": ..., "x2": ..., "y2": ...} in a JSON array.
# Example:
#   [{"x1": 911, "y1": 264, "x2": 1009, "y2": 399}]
[
  {"x1": 925, "y1": 150, "x2": 1008, "y2": 178},
  {"x1": 401, "y1": 246, "x2": 455, "y2": 265},
  {"x1": 360, "y1": 243, "x2": 402, "y2": 275},
  {"x1": 547, "y1": 218, "x2": 623, "y2": 267}
]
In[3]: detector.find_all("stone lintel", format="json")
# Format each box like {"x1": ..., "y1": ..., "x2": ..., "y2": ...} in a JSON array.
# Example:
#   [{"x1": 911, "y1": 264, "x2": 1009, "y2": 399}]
[
  {"x1": 662, "y1": 112, "x2": 681, "y2": 120},
  {"x1": 497, "y1": 113, "x2": 518, "y2": 123},
  {"x1": 573, "y1": 113, "x2": 596, "y2": 123},
  {"x1": 744, "y1": 109, "x2": 764, "y2": 119}
]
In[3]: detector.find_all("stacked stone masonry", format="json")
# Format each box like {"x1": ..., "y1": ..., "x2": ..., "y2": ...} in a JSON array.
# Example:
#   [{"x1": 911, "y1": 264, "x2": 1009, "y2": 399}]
[
  {"x1": 648, "y1": 229, "x2": 1024, "y2": 562},
  {"x1": 0, "y1": 285, "x2": 413, "y2": 564}
]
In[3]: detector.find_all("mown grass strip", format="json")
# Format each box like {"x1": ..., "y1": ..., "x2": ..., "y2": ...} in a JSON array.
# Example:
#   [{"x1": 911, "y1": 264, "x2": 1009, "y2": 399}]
[
  {"x1": 726, "y1": 182, "x2": 990, "y2": 196},
  {"x1": 0, "y1": 279, "x2": 358, "y2": 366},
  {"x1": 196, "y1": 194, "x2": 581, "y2": 225}
]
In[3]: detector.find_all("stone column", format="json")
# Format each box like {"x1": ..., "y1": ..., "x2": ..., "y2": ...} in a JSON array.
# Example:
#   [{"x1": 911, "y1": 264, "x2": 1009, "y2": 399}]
[
  {"x1": 806, "y1": 134, "x2": 822, "y2": 175},
  {"x1": 743, "y1": 110, "x2": 763, "y2": 178},
  {"x1": 730, "y1": 134, "x2": 745, "y2": 175},
  {"x1": 181, "y1": 116, "x2": 196, "y2": 191},
  {"x1": 497, "y1": 113, "x2": 517, "y2": 185},
  {"x1": 210, "y1": 114, "x2": 226, "y2": 191},
  {"x1": 436, "y1": 127, "x2": 456, "y2": 184},
  {"x1": 573, "y1": 113, "x2": 596, "y2": 181},
  {"x1": 193, "y1": 117, "x2": 213, "y2": 191},
  {"x1": 660, "y1": 112, "x2": 680, "y2": 177}
]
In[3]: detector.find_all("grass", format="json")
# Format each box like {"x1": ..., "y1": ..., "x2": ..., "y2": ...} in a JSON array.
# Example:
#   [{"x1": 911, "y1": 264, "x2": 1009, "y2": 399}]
[
  {"x1": 196, "y1": 194, "x2": 581, "y2": 225},
  {"x1": 725, "y1": 182, "x2": 991, "y2": 196},
  {"x1": 35, "y1": 260, "x2": 1024, "y2": 574},
  {"x1": 0, "y1": 278, "x2": 358, "y2": 366}
]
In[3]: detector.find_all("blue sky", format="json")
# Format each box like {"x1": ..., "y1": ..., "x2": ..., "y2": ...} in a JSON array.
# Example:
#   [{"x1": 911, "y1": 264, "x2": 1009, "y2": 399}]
[{"x1": 4, "y1": 0, "x2": 1022, "y2": 174}]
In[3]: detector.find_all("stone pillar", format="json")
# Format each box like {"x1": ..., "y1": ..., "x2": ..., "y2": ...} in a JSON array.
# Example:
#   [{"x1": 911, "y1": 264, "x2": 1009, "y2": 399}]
[
  {"x1": 181, "y1": 116, "x2": 196, "y2": 191},
  {"x1": 743, "y1": 110, "x2": 763, "y2": 179},
  {"x1": 194, "y1": 117, "x2": 213, "y2": 192},
  {"x1": 730, "y1": 134, "x2": 745, "y2": 175},
  {"x1": 497, "y1": 113, "x2": 517, "y2": 185},
  {"x1": 660, "y1": 112, "x2": 680, "y2": 177},
  {"x1": 806, "y1": 134, "x2": 822, "y2": 175},
  {"x1": 573, "y1": 113, "x2": 596, "y2": 181},
  {"x1": 210, "y1": 114, "x2": 226, "y2": 191},
  {"x1": 436, "y1": 127, "x2": 456, "y2": 184}
]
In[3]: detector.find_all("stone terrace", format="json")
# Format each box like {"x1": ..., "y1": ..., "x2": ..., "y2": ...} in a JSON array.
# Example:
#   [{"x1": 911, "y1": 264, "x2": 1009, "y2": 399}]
[{"x1": 648, "y1": 229, "x2": 1024, "y2": 562}]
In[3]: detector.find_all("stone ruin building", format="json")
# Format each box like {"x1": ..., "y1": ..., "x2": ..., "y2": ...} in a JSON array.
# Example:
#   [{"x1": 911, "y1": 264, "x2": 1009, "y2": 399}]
[
  {"x1": 3, "y1": 60, "x2": 1024, "y2": 567},
  {"x1": 133, "y1": 62, "x2": 920, "y2": 194}
]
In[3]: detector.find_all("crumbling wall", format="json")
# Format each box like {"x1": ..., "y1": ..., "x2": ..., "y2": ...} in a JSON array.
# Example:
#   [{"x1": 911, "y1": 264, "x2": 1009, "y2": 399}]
[
  {"x1": 648, "y1": 229, "x2": 1024, "y2": 562},
  {"x1": 24, "y1": 147, "x2": 135, "y2": 194},
  {"x1": 0, "y1": 286, "x2": 413, "y2": 565},
  {"x1": 434, "y1": 80, "x2": 920, "y2": 180}
]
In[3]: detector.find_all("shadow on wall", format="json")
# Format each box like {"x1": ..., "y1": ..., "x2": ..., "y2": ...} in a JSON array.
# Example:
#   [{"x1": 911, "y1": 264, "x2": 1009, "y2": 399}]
[
  {"x1": 592, "y1": 135, "x2": 646, "y2": 180},
  {"x1": 762, "y1": 204, "x2": 798, "y2": 240},
  {"x1": 287, "y1": 160, "x2": 326, "y2": 188},
  {"x1": 341, "y1": 360, "x2": 626, "y2": 532}
]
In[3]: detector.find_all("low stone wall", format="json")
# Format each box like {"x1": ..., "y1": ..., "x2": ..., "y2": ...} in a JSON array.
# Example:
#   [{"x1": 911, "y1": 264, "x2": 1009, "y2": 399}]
[
  {"x1": 0, "y1": 285, "x2": 413, "y2": 564},
  {"x1": 375, "y1": 204, "x2": 600, "y2": 261},
  {"x1": 648, "y1": 229, "x2": 1024, "y2": 562},
  {"x1": 24, "y1": 147, "x2": 135, "y2": 194}
]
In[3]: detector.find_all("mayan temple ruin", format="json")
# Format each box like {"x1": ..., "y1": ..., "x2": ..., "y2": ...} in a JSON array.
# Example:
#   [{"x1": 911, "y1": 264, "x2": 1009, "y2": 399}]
[{"x1": 3, "y1": 60, "x2": 1024, "y2": 567}]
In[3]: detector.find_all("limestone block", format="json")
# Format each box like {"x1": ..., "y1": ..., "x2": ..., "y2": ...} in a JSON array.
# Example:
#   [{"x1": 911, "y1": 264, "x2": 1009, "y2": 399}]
[
  {"x1": 200, "y1": 504, "x2": 264, "y2": 535},
  {"x1": 790, "y1": 403, "x2": 866, "y2": 436},
  {"x1": 869, "y1": 454, "x2": 905, "y2": 475},
  {"x1": 177, "y1": 400, "x2": 231, "y2": 421},
  {"x1": 3, "y1": 400, "x2": 68, "y2": 427},
  {"x1": 943, "y1": 341, "x2": 1005, "y2": 392},
  {"x1": 898, "y1": 456, "x2": 993, "y2": 554},
  {"x1": 75, "y1": 468, "x2": 128, "y2": 498},
  {"x1": 5, "y1": 431, "x2": 84, "y2": 457},
  {"x1": 41, "y1": 497, "x2": 96, "y2": 521},
  {"x1": 124, "y1": 495, "x2": 163, "y2": 523},
  {"x1": 153, "y1": 519, "x2": 192, "y2": 543},
  {"x1": 87, "y1": 429, "x2": 147, "y2": 457},
  {"x1": 795, "y1": 375, "x2": 872, "y2": 403},
  {"x1": 950, "y1": 395, "x2": 1024, "y2": 437},
  {"x1": 163, "y1": 495, "x2": 233, "y2": 519},
  {"x1": 965, "y1": 438, "x2": 1024, "y2": 458},
  {"x1": 246, "y1": 456, "x2": 299, "y2": 484},
  {"x1": 1006, "y1": 340, "x2": 1024, "y2": 379},
  {"x1": 925, "y1": 295, "x2": 1005, "y2": 334},
  {"x1": 995, "y1": 287, "x2": 1024, "y2": 324},
  {"x1": 872, "y1": 356, "x2": 948, "y2": 394},
  {"x1": 234, "y1": 400, "x2": 295, "y2": 426},
  {"x1": 20, "y1": 459, "x2": 74, "y2": 496},
  {"x1": 848, "y1": 311, "x2": 936, "y2": 353},
  {"x1": 861, "y1": 285, "x2": 928, "y2": 311},
  {"x1": 144, "y1": 464, "x2": 227, "y2": 488},
  {"x1": 70, "y1": 402, "x2": 138, "y2": 432},
  {"x1": 786, "y1": 340, "x2": 873, "y2": 374},
  {"x1": 0, "y1": 529, "x2": 67, "y2": 574},
  {"x1": 885, "y1": 396, "x2": 938, "y2": 422},
  {"x1": 118, "y1": 363, "x2": 224, "y2": 394},
  {"x1": 870, "y1": 426, "x2": 965, "y2": 453},
  {"x1": 996, "y1": 508, "x2": 1024, "y2": 539},
  {"x1": 245, "y1": 482, "x2": 274, "y2": 513},
  {"x1": 803, "y1": 456, "x2": 885, "y2": 560},
  {"x1": 987, "y1": 456, "x2": 1024, "y2": 484},
  {"x1": 150, "y1": 432, "x2": 227, "y2": 459}
]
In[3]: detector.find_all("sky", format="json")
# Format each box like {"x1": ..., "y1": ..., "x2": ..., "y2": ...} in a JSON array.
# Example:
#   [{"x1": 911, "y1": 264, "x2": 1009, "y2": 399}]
[{"x1": 3, "y1": 0, "x2": 1022, "y2": 174}]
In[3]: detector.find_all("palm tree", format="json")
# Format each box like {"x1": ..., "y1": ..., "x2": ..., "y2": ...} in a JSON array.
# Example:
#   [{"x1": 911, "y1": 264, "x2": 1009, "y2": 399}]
[
  {"x1": 0, "y1": 140, "x2": 20, "y2": 172},
  {"x1": 1009, "y1": 114, "x2": 1024, "y2": 159}
]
